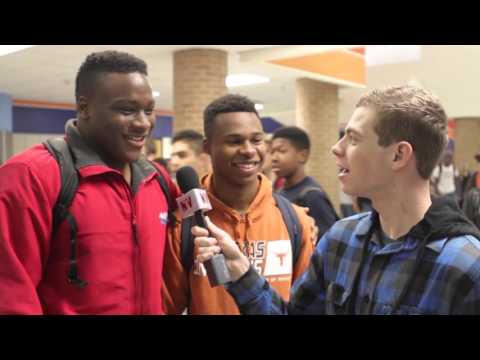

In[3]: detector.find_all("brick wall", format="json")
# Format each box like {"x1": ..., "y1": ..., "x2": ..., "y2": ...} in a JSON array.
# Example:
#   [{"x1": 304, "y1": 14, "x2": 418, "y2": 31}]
[{"x1": 173, "y1": 49, "x2": 228, "y2": 135}]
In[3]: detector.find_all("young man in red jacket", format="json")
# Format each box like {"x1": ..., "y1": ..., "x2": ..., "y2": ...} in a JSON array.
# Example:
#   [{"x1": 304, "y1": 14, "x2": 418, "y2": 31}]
[{"x1": 0, "y1": 50, "x2": 179, "y2": 314}]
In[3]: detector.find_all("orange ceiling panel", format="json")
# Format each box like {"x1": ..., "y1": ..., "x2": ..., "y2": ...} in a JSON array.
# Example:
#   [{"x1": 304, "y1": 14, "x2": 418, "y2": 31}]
[{"x1": 269, "y1": 48, "x2": 366, "y2": 86}]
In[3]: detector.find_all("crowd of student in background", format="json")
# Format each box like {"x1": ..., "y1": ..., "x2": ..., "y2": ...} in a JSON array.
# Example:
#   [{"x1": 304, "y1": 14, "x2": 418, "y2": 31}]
[{"x1": 429, "y1": 149, "x2": 480, "y2": 228}]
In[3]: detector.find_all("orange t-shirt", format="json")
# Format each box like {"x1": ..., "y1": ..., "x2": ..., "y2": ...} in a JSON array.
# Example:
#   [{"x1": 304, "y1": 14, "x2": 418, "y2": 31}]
[{"x1": 162, "y1": 174, "x2": 315, "y2": 315}]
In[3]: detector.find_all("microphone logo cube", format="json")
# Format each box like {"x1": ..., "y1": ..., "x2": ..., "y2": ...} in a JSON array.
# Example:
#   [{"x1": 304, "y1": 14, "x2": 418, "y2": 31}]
[{"x1": 176, "y1": 189, "x2": 212, "y2": 219}]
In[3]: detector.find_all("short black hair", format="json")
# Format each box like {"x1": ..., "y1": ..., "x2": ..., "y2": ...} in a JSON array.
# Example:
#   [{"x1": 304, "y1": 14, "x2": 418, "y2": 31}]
[
  {"x1": 203, "y1": 94, "x2": 259, "y2": 139},
  {"x1": 272, "y1": 126, "x2": 310, "y2": 151},
  {"x1": 75, "y1": 50, "x2": 148, "y2": 102},
  {"x1": 172, "y1": 129, "x2": 204, "y2": 155}
]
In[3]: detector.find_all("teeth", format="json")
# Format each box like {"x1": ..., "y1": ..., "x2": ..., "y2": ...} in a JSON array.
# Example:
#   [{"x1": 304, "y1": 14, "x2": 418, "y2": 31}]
[
  {"x1": 235, "y1": 163, "x2": 256, "y2": 169},
  {"x1": 127, "y1": 136, "x2": 144, "y2": 141}
]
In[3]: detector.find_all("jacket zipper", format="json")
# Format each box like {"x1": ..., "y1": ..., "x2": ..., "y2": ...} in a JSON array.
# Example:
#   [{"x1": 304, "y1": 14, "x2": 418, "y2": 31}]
[
  {"x1": 130, "y1": 173, "x2": 162, "y2": 314},
  {"x1": 122, "y1": 176, "x2": 142, "y2": 315},
  {"x1": 131, "y1": 201, "x2": 143, "y2": 315}
]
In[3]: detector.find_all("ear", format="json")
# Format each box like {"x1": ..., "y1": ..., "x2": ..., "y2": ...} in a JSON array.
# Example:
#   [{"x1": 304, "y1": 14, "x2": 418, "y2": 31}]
[
  {"x1": 298, "y1": 148, "x2": 309, "y2": 164},
  {"x1": 199, "y1": 153, "x2": 212, "y2": 173},
  {"x1": 199, "y1": 152, "x2": 211, "y2": 165},
  {"x1": 77, "y1": 96, "x2": 89, "y2": 121},
  {"x1": 391, "y1": 141, "x2": 413, "y2": 171},
  {"x1": 203, "y1": 138, "x2": 211, "y2": 156}
]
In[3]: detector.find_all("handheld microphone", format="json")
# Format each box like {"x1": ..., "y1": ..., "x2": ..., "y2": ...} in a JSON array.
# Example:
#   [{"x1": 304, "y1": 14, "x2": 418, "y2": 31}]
[{"x1": 176, "y1": 166, "x2": 231, "y2": 287}]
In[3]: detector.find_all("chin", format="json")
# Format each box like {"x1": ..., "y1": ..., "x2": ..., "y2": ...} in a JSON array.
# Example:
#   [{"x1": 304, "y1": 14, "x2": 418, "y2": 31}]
[
  {"x1": 232, "y1": 175, "x2": 258, "y2": 187},
  {"x1": 341, "y1": 185, "x2": 358, "y2": 197},
  {"x1": 126, "y1": 151, "x2": 143, "y2": 162},
  {"x1": 272, "y1": 170, "x2": 285, "y2": 178}
]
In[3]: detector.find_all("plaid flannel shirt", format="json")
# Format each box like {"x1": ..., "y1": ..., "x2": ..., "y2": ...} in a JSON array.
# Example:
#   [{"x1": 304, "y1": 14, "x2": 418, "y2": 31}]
[{"x1": 227, "y1": 212, "x2": 480, "y2": 315}]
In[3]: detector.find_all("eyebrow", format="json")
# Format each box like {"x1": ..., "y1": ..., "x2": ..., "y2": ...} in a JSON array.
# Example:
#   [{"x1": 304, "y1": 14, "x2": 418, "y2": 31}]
[
  {"x1": 345, "y1": 128, "x2": 363, "y2": 138},
  {"x1": 224, "y1": 132, "x2": 264, "y2": 139},
  {"x1": 112, "y1": 99, "x2": 155, "y2": 107}
]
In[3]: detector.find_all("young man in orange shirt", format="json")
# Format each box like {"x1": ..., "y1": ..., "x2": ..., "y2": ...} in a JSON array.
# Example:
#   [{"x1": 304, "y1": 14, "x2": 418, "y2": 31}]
[{"x1": 162, "y1": 94, "x2": 314, "y2": 314}]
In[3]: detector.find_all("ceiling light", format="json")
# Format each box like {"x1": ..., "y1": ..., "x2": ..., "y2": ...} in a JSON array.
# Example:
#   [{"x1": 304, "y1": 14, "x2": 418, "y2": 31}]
[
  {"x1": 255, "y1": 103, "x2": 264, "y2": 111},
  {"x1": 153, "y1": 91, "x2": 160, "y2": 97},
  {"x1": 226, "y1": 74, "x2": 270, "y2": 88},
  {"x1": 365, "y1": 45, "x2": 421, "y2": 66},
  {"x1": 0, "y1": 45, "x2": 35, "y2": 57}
]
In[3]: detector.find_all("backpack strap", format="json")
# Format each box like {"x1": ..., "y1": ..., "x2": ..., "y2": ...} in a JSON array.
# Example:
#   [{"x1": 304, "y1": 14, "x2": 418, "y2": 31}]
[
  {"x1": 296, "y1": 186, "x2": 340, "y2": 221},
  {"x1": 43, "y1": 138, "x2": 87, "y2": 288},
  {"x1": 297, "y1": 186, "x2": 323, "y2": 201},
  {"x1": 151, "y1": 163, "x2": 176, "y2": 227},
  {"x1": 273, "y1": 193, "x2": 302, "y2": 265}
]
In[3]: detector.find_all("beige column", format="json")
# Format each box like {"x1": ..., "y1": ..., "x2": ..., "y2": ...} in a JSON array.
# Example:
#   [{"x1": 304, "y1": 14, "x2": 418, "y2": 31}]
[
  {"x1": 173, "y1": 49, "x2": 228, "y2": 135},
  {"x1": 454, "y1": 118, "x2": 480, "y2": 173},
  {"x1": 296, "y1": 78, "x2": 340, "y2": 211}
]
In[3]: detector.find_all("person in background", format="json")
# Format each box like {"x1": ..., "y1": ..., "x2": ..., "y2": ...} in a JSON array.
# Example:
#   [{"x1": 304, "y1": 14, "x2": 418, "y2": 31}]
[
  {"x1": 169, "y1": 129, "x2": 211, "y2": 180},
  {"x1": 463, "y1": 152, "x2": 480, "y2": 197},
  {"x1": 431, "y1": 149, "x2": 459, "y2": 202},
  {"x1": 145, "y1": 138, "x2": 158, "y2": 161},
  {"x1": 271, "y1": 126, "x2": 339, "y2": 240}
]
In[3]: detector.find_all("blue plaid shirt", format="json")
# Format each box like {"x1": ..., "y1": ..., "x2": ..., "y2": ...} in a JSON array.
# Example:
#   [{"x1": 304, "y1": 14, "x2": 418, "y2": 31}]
[{"x1": 227, "y1": 212, "x2": 480, "y2": 315}]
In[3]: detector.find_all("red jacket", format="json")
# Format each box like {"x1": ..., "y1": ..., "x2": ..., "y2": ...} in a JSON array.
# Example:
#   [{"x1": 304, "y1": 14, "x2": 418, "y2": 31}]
[{"x1": 0, "y1": 123, "x2": 179, "y2": 314}]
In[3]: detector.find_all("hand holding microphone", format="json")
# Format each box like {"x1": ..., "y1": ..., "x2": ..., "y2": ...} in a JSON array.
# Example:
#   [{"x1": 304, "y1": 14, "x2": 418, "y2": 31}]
[
  {"x1": 192, "y1": 216, "x2": 251, "y2": 283},
  {"x1": 176, "y1": 166, "x2": 233, "y2": 287}
]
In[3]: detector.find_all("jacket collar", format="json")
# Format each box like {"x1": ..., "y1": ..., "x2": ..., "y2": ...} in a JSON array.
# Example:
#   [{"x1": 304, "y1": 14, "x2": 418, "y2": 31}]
[{"x1": 65, "y1": 119, "x2": 158, "y2": 188}]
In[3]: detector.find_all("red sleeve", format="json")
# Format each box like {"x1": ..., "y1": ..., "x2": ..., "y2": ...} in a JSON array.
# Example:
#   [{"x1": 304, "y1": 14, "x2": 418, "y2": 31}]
[{"x1": 0, "y1": 162, "x2": 57, "y2": 314}]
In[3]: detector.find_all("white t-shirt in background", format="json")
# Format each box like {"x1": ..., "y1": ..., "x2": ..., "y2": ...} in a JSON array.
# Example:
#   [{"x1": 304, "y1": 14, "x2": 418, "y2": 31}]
[{"x1": 431, "y1": 164, "x2": 459, "y2": 195}]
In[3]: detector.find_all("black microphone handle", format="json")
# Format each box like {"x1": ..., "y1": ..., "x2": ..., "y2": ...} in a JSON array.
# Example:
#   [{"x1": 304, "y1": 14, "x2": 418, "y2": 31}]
[
  {"x1": 192, "y1": 211, "x2": 232, "y2": 287},
  {"x1": 194, "y1": 210, "x2": 207, "y2": 229}
]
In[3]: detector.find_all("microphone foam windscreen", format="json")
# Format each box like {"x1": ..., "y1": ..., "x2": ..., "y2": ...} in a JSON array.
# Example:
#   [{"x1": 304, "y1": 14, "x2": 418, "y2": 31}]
[{"x1": 176, "y1": 166, "x2": 200, "y2": 193}]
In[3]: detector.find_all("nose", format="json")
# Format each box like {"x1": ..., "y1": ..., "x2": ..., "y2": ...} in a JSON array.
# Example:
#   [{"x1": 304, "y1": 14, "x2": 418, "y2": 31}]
[
  {"x1": 331, "y1": 138, "x2": 344, "y2": 158},
  {"x1": 133, "y1": 111, "x2": 154, "y2": 131},
  {"x1": 169, "y1": 156, "x2": 180, "y2": 171},
  {"x1": 239, "y1": 141, "x2": 256, "y2": 157}
]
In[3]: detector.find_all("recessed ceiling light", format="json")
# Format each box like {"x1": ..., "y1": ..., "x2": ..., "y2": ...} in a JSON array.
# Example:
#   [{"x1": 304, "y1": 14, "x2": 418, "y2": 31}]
[
  {"x1": 0, "y1": 45, "x2": 35, "y2": 57},
  {"x1": 255, "y1": 103, "x2": 264, "y2": 111},
  {"x1": 226, "y1": 74, "x2": 270, "y2": 88},
  {"x1": 153, "y1": 91, "x2": 160, "y2": 97}
]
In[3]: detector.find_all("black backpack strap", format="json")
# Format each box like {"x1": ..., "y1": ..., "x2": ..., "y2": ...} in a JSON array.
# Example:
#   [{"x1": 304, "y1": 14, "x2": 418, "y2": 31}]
[
  {"x1": 151, "y1": 163, "x2": 176, "y2": 227},
  {"x1": 180, "y1": 216, "x2": 195, "y2": 273},
  {"x1": 297, "y1": 186, "x2": 323, "y2": 201},
  {"x1": 43, "y1": 138, "x2": 87, "y2": 288},
  {"x1": 273, "y1": 193, "x2": 302, "y2": 265}
]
